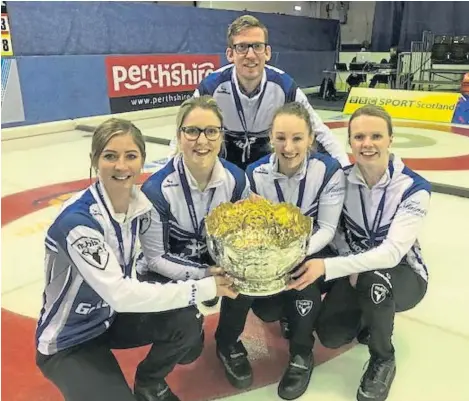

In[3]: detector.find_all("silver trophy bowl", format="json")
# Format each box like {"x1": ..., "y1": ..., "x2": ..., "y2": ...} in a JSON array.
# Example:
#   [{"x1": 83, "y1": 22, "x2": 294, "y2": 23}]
[{"x1": 205, "y1": 198, "x2": 312, "y2": 296}]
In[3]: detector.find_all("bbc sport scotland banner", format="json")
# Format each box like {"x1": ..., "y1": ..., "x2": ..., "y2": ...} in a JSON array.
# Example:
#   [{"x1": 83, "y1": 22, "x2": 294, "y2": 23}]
[
  {"x1": 343, "y1": 88, "x2": 469, "y2": 125},
  {"x1": 1, "y1": 58, "x2": 25, "y2": 124}
]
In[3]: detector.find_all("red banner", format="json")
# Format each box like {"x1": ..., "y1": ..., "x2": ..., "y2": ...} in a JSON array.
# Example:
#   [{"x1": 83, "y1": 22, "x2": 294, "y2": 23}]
[{"x1": 105, "y1": 54, "x2": 221, "y2": 98}]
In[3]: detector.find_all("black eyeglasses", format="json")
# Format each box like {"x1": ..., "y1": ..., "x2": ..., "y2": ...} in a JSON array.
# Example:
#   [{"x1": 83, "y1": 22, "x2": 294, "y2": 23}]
[
  {"x1": 180, "y1": 126, "x2": 223, "y2": 141},
  {"x1": 231, "y1": 42, "x2": 268, "y2": 55}
]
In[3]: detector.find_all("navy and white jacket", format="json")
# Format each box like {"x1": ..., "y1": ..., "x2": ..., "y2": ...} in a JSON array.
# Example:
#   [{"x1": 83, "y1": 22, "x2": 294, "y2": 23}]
[
  {"x1": 326, "y1": 155, "x2": 431, "y2": 282},
  {"x1": 246, "y1": 153, "x2": 345, "y2": 256},
  {"x1": 36, "y1": 182, "x2": 217, "y2": 356},
  {"x1": 194, "y1": 64, "x2": 350, "y2": 168},
  {"x1": 138, "y1": 154, "x2": 249, "y2": 281}
]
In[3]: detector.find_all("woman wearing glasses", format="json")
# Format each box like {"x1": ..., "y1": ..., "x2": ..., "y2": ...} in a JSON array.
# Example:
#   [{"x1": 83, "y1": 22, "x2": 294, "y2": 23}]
[{"x1": 137, "y1": 94, "x2": 249, "y2": 357}]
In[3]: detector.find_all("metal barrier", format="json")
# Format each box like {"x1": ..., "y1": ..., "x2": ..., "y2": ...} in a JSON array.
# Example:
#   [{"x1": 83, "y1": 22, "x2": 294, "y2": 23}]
[{"x1": 406, "y1": 31, "x2": 466, "y2": 91}]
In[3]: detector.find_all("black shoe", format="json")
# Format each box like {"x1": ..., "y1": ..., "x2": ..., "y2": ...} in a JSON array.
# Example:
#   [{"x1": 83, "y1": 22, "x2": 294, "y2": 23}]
[
  {"x1": 278, "y1": 353, "x2": 314, "y2": 400},
  {"x1": 134, "y1": 379, "x2": 180, "y2": 401},
  {"x1": 216, "y1": 341, "x2": 253, "y2": 389},
  {"x1": 202, "y1": 296, "x2": 219, "y2": 307},
  {"x1": 357, "y1": 356, "x2": 396, "y2": 401},
  {"x1": 357, "y1": 327, "x2": 370, "y2": 345},
  {"x1": 280, "y1": 317, "x2": 291, "y2": 339}
]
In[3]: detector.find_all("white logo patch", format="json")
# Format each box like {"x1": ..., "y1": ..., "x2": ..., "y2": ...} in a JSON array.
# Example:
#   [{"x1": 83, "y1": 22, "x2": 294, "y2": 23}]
[
  {"x1": 73, "y1": 236, "x2": 109, "y2": 270},
  {"x1": 371, "y1": 283, "x2": 388, "y2": 304},
  {"x1": 296, "y1": 300, "x2": 313, "y2": 316}
]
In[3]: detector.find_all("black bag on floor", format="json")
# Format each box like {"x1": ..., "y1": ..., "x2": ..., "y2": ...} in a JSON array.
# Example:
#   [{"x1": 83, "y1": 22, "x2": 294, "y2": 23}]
[{"x1": 319, "y1": 77, "x2": 337, "y2": 100}]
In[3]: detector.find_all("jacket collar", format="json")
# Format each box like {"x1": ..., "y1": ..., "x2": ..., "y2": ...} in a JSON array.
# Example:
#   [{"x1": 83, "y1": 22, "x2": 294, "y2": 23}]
[
  {"x1": 92, "y1": 181, "x2": 152, "y2": 222},
  {"x1": 270, "y1": 153, "x2": 308, "y2": 181},
  {"x1": 175, "y1": 153, "x2": 227, "y2": 191},
  {"x1": 347, "y1": 154, "x2": 402, "y2": 188},
  {"x1": 232, "y1": 66, "x2": 267, "y2": 99}
]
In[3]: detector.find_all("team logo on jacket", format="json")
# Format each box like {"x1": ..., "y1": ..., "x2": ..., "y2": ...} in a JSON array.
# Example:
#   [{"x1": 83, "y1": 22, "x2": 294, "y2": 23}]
[
  {"x1": 371, "y1": 283, "x2": 388, "y2": 304},
  {"x1": 296, "y1": 300, "x2": 313, "y2": 316},
  {"x1": 217, "y1": 85, "x2": 230, "y2": 95},
  {"x1": 163, "y1": 178, "x2": 179, "y2": 188},
  {"x1": 140, "y1": 212, "x2": 151, "y2": 235},
  {"x1": 72, "y1": 236, "x2": 109, "y2": 270},
  {"x1": 89, "y1": 204, "x2": 103, "y2": 217}
]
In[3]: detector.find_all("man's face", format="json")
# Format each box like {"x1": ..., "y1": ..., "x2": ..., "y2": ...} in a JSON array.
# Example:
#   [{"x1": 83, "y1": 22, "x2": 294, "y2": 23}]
[{"x1": 226, "y1": 27, "x2": 271, "y2": 84}]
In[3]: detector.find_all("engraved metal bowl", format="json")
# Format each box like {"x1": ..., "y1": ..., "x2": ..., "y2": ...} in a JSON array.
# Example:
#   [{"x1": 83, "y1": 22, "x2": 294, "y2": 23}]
[{"x1": 205, "y1": 198, "x2": 312, "y2": 296}]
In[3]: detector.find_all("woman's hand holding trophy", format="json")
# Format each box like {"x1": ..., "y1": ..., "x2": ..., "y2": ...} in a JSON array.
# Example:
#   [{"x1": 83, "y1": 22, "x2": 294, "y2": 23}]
[{"x1": 207, "y1": 266, "x2": 239, "y2": 299}]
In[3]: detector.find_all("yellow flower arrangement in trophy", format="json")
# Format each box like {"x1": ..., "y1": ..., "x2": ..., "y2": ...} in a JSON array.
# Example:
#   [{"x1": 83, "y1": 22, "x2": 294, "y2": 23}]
[{"x1": 205, "y1": 197, "x2": 312, "y2": 296}]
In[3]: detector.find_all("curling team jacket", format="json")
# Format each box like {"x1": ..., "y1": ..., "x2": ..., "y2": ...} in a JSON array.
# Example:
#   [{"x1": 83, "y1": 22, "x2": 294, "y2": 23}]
[
  {"x1": 326, "y1": 155, "x2": 431, "y2": 282},
  {"x1": 194, "y1": 64, "x2": 350, "y2": 169},
  {"x1": 36, "y1": 182, "x2": 217, "y2": 355},
  {"x1": 138, "y1": 154, "x2": 249, "y2": 281},
  {"x1": 246, "y1": 152, "x2": 346, "y2": 256}
]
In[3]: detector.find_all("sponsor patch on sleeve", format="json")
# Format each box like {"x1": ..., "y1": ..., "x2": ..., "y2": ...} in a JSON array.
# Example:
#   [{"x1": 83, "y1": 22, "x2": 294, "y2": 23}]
[
  {"x1": 72, "y1": 236, "x2": 110, "y2": 270},
  {"x1": 400, "y1": 198, "x2": 427, "y2": 218}
]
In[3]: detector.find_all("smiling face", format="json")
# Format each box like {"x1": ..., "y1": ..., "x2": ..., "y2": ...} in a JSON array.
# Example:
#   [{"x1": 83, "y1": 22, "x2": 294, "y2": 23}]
[
  {"x1": 226, "y1": 27, "x2": 271, "y2": 87},
  {"x1": 270, "y1": 113, "x2": 313, "y2": 177},
  {"x1": 178, "y1": 107, "x2": 223, "y2": 172},
  {"x1": 97, "y1": 133, "x2": 144, "y2": 194},
  {"x1": 349, "y1": 115, "x2": 393, "y2": 169}
]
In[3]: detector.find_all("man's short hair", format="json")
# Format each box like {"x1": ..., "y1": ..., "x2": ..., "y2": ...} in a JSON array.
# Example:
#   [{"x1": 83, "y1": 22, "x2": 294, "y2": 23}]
[{"x1": 227, "y1": 15, "x2": 269, "y2": 47}]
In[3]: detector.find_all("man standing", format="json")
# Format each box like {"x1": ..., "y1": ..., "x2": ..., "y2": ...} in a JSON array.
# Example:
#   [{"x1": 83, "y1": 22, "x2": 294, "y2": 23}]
[{"x1": 194, "y1": 15, "x2": 350, "y2": 170}]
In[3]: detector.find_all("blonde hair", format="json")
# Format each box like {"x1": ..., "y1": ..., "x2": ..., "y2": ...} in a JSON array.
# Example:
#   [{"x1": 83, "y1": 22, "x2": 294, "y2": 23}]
[
  {"x1": 227, "y1": 15, "x2": 269, "y2": 47},
  {"x1": 348, "y1": 105, "x2": 393, "y2": 138},
  {"x1": 90, "y1": 118, "x2": 146, "y2": 172}
]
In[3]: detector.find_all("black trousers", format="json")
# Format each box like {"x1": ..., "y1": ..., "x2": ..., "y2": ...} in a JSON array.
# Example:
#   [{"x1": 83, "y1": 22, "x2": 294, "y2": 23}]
[
  {"x1": 224, "y1": 138, "x2": 271, "y2": 170},
  {"x1": 216, "y1": 280, "x2": 322, "y2": 356},
  {"x1": 316, "y1": 264, "x2": 427, "y2": 360},
  {"x1": 215, "y1": 248, "x2": 336, "y2": 356},
  {"x1": 36, "y1": 307, "x2": 204, "y2": 401}
]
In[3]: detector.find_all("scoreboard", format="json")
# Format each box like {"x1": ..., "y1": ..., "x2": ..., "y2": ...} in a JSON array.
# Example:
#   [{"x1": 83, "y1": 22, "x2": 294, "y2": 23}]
[{"x1": 1, "y1": 1, "x2": 13, "y2": 56}]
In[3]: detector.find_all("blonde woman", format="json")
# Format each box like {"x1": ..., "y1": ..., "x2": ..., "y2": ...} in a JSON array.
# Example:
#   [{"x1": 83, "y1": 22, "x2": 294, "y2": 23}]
[
  {"x1": 35, "y1": 118, "x2": 236, "y2": 401},
  {"x1": 138, "y1": 95, "x2": 249, "y2": 284}
]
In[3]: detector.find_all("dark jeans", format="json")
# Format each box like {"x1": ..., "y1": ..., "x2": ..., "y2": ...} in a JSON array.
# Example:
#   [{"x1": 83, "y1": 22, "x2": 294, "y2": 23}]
[
  {"x1": 316, "y1": 264, "x2": 427, "y2": 359},
  {"x1": 36, "y1": 307, "x2": 203, "y2": 401}
]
